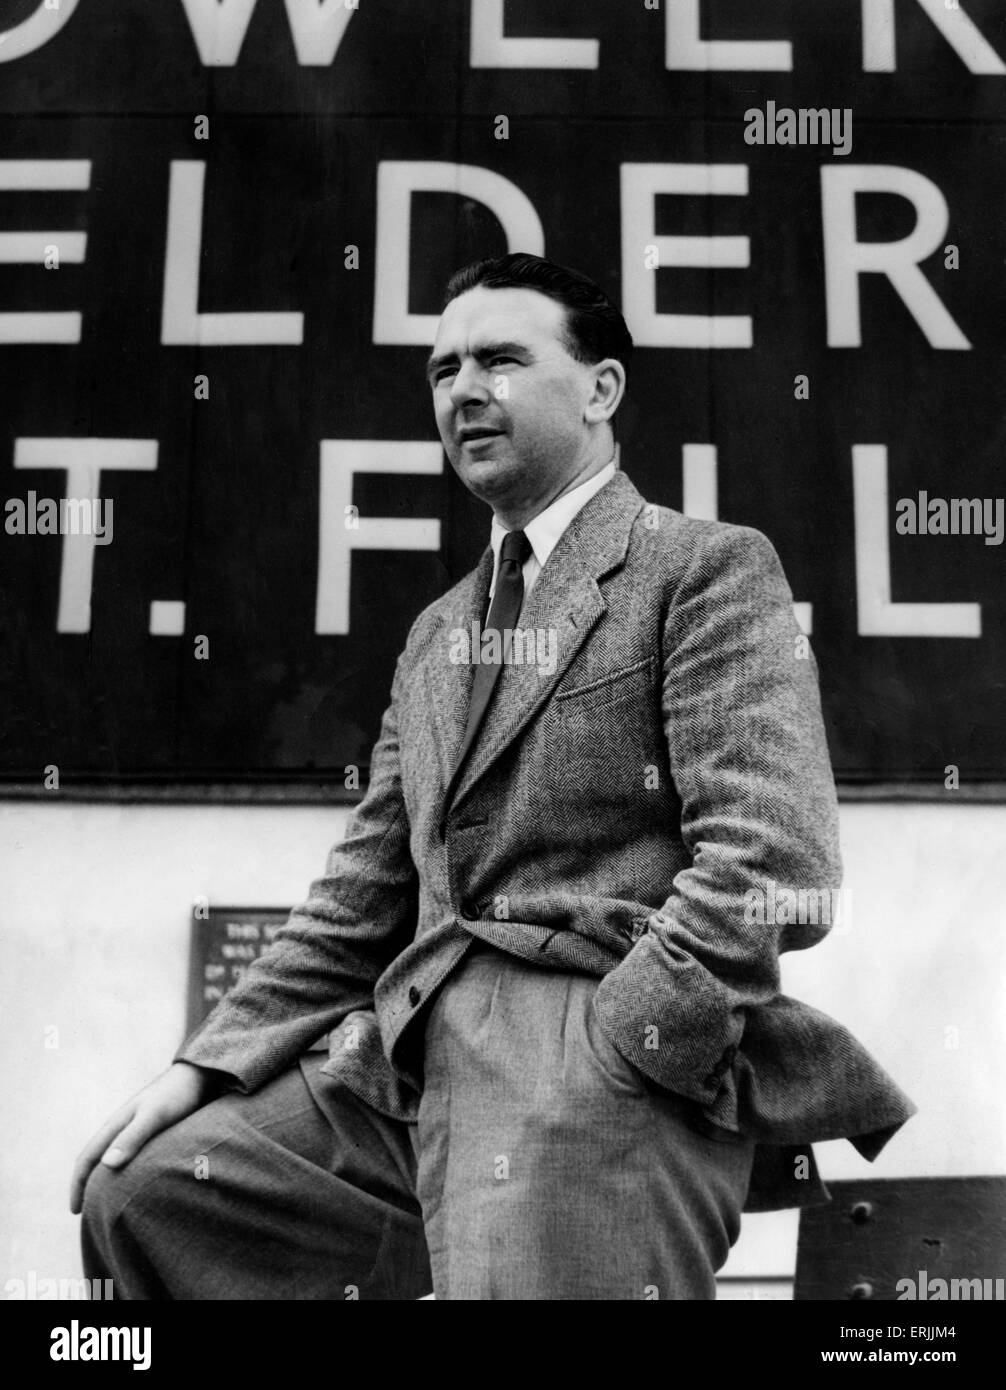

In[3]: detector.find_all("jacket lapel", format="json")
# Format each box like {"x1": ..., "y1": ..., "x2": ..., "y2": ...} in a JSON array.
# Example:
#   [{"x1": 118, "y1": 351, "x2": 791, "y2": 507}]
[
  {"x1": 423, "y1": 546, "x2": 494, "y2": 799},
  {"x1": 428, "y1": 469, "x2": 645, "y2": 822}
]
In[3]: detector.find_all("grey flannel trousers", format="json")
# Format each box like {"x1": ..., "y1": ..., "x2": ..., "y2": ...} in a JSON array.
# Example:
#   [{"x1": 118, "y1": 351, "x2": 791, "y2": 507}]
[{"x1": 82, "y1": 946, "x2": 755, "y2": 1300}]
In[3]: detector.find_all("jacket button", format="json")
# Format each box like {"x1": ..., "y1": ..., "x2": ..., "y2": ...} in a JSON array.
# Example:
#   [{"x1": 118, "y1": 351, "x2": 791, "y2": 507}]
[
  {"x1": 408, "y1": 985, "x2": 421, "y2": 1007},
  {"x1": 460, "y1": 900, "x2": 479, "y2": 920}
]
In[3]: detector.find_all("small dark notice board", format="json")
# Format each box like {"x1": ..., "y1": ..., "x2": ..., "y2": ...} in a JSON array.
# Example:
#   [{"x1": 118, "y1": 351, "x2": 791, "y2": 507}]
[{"x1": 185, "y1": 906, "x2": 291, "y2": 1037}]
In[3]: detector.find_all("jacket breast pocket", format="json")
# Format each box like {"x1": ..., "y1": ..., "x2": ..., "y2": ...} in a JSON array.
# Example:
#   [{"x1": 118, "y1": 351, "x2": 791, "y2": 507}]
[
  {"x1": 552, "y1": 657, "x2": 657, "y2": 758},
  {"x1": 543, "y1": 657, "x2": 662, "y2": 811},
  {"x1": 553, "y1": 655, "x2": 654, "y2": 709}
]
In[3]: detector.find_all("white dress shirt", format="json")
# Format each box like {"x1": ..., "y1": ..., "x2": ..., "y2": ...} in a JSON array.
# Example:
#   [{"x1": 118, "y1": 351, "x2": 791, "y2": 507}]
[{"x1": 487, "y1": 458, "x2": 617, "y2": 608}]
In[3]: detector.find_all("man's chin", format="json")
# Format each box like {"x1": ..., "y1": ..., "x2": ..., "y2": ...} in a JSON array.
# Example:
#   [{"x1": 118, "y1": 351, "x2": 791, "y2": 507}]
[{"x1": 450, "y1": 448, "x2": 516, "y2": 497}]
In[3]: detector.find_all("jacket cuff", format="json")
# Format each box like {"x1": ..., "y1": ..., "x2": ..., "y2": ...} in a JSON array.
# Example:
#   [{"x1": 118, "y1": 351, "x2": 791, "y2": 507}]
[{"x1": 592, "y1": 919, "x2": 745, "y2": 1107}]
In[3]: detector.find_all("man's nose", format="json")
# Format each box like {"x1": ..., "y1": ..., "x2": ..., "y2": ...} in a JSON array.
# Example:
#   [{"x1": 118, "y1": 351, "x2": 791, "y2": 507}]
[{"x1": 449, "y1": 358, "x2": 491, "y2": 409}]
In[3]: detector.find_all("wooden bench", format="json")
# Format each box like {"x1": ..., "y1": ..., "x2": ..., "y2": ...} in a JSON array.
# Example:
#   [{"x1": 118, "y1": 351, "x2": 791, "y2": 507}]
[{"x1": 795, "y1": 1177, "x2": 1006, "y2": 1300}]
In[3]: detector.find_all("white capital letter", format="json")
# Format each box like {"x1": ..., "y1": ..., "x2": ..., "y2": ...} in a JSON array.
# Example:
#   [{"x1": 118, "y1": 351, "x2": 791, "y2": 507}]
[
  {"x1": 621, "y1": 164, "x2": 751, "y2": 348},
  {"x1": 283, "y1": 0, "x2": 357, "y2": 65},
  {"x1": 682, "y1": 444, "x2": 718, "y2": 521},
  {"x1": 862, "y1": 0, "x2": 1005, "y2": 74},
  {"x1": 178, "y1": 0, "x2": 259, "y2": 66},
  {"x1": 0, "y1": 161, "x2": 90, "y2": 342},
  {"x1": 853, "y1": 445, "x2": 980, "y2": 637},
  {"x1": 470, "y1": 0, "x2": 598, "y2": 68},
  {"x1": 822, "y1": 165, "x2": 969, "y2": 349},
  {"x1": 666, "y1": 0, "x2": 791, "y2": 70},
  {"x1": 373, "y1": 162, "x2": 544, "y2": 345},
  {"x1": 14, "y1": 438, "x2": 158, "y2": 633},
  {"x1": 162, "y1": 162, "x2": 304, "y2": 345},
  {"x1": 0, "y1": 0, "x2": 80, "y2": 63},
  {"x1": 316, "y1": 442, "x2": 442, "y2": 634}
]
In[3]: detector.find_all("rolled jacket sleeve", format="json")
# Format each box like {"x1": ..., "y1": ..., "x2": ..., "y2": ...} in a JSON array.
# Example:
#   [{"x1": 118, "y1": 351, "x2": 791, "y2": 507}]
[{"x1": 593, "y1": 524, "x2": 843, "y2": 1106}]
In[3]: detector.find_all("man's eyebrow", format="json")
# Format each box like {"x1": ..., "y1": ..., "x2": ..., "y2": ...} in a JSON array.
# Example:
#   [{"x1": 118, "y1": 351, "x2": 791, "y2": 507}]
[
  {"x1": 425, "y1": 351, "x2": 455, "y2": 381},
  {"x1": 425, "y1": 341, "x2": 532, "y2": 381},
  {"x1": 476, "y1": 340, "x2": 530, "y2": 360}
]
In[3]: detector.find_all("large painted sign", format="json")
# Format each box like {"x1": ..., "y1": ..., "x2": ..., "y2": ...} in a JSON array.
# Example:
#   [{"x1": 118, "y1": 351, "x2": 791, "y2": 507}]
[{"x1": 1, "y1": 1, "x2": 1002, "y2": 784}]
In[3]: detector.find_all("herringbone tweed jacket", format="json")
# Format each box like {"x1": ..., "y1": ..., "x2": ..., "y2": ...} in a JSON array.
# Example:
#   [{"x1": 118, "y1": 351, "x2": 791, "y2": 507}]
[{"x1": 179, "y1": 468, "x2": 915, "y2": 1211}]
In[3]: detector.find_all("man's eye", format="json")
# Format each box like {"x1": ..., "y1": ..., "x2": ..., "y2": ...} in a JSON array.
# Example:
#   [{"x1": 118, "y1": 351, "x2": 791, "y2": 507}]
[
  {"x1": 490, "y1": 356, "x2": 517, "y2": 367},
  {"x1": 433, "y1": 367, "x2": 457, "y2": 383}
]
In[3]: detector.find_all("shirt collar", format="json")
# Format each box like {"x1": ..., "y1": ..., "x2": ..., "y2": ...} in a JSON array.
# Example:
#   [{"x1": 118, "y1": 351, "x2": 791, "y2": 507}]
[{"x1": 489, "y1": 457, "x2": 617, "y2": 578}]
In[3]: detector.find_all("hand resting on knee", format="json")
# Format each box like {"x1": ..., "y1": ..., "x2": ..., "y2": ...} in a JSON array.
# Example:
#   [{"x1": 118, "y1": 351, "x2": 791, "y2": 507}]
[{"x1": 69, "y1": 1061, "x2": 226, "y2": 1214}]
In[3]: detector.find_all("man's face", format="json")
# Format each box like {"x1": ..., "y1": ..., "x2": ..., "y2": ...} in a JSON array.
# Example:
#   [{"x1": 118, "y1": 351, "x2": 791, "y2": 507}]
[{"x1": 426, "y1": 286, "x2": 600, "y2": 512}]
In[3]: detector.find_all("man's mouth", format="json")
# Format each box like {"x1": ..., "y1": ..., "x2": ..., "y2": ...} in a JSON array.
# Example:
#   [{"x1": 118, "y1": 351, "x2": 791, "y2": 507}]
[{"x1": 457, "y1": 427, "x2": 504, "y2": 444}]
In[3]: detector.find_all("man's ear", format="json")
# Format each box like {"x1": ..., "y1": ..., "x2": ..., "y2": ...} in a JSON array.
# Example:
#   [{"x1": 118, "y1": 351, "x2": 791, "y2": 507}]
[{"x1": 584, "y1": 359, "x2": 626, "y2": 425}]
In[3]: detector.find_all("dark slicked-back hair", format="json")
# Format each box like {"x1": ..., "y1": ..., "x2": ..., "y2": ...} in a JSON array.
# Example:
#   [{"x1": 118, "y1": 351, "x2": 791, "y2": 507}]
[{"x1": 442, "y1": 252, "x2": 633, "y2": 376}]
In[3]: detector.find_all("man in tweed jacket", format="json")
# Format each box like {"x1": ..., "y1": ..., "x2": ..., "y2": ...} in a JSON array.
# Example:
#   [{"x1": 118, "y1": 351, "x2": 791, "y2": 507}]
[{"x1": 74, "y1": 253, "x2": 914, "y2": 1300}]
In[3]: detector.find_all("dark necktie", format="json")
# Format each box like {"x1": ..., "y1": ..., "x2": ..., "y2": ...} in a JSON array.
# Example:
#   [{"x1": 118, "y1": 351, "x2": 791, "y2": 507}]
[{"x1": 451, "y1": 528, "x2": 533, "y2": 778}]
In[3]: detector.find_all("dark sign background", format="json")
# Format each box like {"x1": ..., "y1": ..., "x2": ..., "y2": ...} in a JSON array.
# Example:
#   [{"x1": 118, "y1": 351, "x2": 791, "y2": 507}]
[{"x1": 1, "y1": 0, "x2": 1003, "y2": 785}]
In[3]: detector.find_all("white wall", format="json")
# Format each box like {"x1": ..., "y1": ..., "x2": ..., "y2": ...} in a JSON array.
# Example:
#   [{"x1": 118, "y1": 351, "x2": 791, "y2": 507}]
[{"x1": 2, "y1": 798, "x2": 1003, "y2": 1294}]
